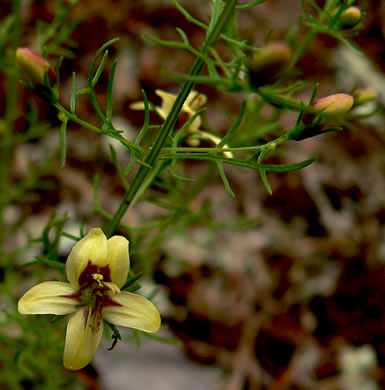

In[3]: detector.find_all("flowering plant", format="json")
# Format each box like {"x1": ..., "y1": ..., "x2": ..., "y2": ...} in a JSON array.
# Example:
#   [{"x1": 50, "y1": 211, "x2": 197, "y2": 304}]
[
  {"x1": 1, "y1": 0, "x2": 381, "y2": 388},
  {"x1": 18, "y1": 228, "x2": 160, "y2": 370}
]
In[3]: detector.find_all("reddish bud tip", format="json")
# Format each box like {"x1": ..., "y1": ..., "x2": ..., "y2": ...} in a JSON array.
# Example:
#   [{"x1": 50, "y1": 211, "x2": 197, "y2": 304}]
[
  {"x1": 339, "y1": 6, "x2": 362, "y2": 29},
  {"x1": 16, "y1": 48, "x2": 56, "y2": 88},
  {"x1": 312, "y1": 93, "x2": 354, "y2": 116},
  {"x1": 352, "y1": 88, "x2": 378, "y2": 106}
]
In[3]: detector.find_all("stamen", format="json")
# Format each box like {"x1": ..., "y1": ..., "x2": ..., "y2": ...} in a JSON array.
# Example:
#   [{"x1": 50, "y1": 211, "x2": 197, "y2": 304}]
[
  {"x1": 92, "y1": 273, "x2": 104, "y2": 287},
  {"x1": 104, "y1": 282, "x2": 121, "y2": 295}
]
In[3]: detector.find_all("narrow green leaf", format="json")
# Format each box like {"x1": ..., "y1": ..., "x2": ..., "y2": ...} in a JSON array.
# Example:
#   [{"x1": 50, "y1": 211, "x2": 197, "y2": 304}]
[
  {"x1": 172, "y1": 0, "x2": 208, "y2": 30},
  {"x1": 106, "y1": 321, "x2": 122, "y2": 340},
  {"x1": 135, "y1": 89, "x2": 151, "y2": 145},
  {"x1": 50, "y1": 314, "x2": 66, "y2": 323},
  {"x1": 76, "y1": 87, "x2": 89, "y2": 95},
  {"x1": 89, "y1": 37, "x2": 119, "y2": 85},
  {"x1": 160, "y1": 153, "x2": 316, "y2": 173},
  {"x1": 258, "y1": 169, "x2": 272, "y2": 195},
  {"x1": 60, "y1": 118, "x2": 68, "y2": 168},
  {"x1": 217, "y1": 100, "x2": 246, "y2": 148},
  {"x1": 121, "y1": 272, "x2": 144, "y2": 290},
  {"x1": 106, "y1": 59, "x2": 117, "y2": 122},
  {"x1": 143, "y1": 34, "x2": 187, "y2": 49},
  {"x1": 70, "y1": 72, "x2": 76, "y2": 114},
  {"x1": 236, "y1": 0, "x2": 267, "y2": 9},
  {"x1": 123, "y1": 156, "x2": 137, "y2": 176},
  {"x1": 109, "y1": 144, "x2": 129, "y2": 191},
  {"x1": 168, "y1": 167, "x2": 194, "y2": 182},
  {"x1": 92, "y1": 50, "x2": 109, "y2": 87},
  {"x1": 54, "y1": 56, "x2": 64, "y2": 88},
  {"x1": 106, "y1": 321, "x2": 122, "y2": 350},
  {"x1": 35, "y1": 256, "x2": 65, "y2": 270},
  {"x1": 217, "y1": 161, "x2": 235, "y2": 198},
  {"x1": 142, "y1": 332, "x2": 183, "y2": 346},
  {"x1": 125, "y1": 285, "x2": 142, "y2": 293}
]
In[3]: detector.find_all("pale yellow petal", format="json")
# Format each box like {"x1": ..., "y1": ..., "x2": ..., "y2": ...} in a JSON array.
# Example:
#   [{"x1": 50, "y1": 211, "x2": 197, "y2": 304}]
[
  {"x1": 188, "y1": 130, "x2": 233, "y2": 158},
  {"x1": 155, "y1": 90, "x2": 176, "y2": 115},
  {"x1": 103, "y1": 292, "x2": 161, "y2": 333},
  {"x1": 153, "y1": 108, "x2": 168, "y2": 121},
  {"x1": 187, "y1": 115, "x2": 201, "y2": 132},
  {"x1": 185, "y1": 90, "x2": 207, "y2": 110},
  {"x1": 107, "y1": 236, "x2": 130, "y2": 288},
  {"x1": 18, "y1": 281, "x2": 78, "y2": 315},
  {"x1": 182, "y1": 106, "x2": 201, "y2": 132},
  {"x1": 63, "y1": 307, "x2": 103, "y2": 370},
  {"x1": 129, "y1": 102, "x2": 146, "y2": 110},
  {"x1": 185, "y1": 90, "x2": 199, "y2": 107},
  {"x1": 66, "y1": 228, "x2": 108, "y2": 289}
]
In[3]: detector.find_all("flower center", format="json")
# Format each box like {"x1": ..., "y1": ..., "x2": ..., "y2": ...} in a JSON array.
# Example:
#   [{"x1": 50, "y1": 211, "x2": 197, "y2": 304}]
[
  {"x1": 92, "y1": 273, "x2": 104, "y2": 287},
  {"x1": 77, "y1": 262, "x2": 121, "y2": 333}
]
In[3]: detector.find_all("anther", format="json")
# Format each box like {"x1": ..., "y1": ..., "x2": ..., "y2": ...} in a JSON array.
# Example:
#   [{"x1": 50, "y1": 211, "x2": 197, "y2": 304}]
[{"x1": 92, "y1": 273, "x2": 104, "y2": 287}]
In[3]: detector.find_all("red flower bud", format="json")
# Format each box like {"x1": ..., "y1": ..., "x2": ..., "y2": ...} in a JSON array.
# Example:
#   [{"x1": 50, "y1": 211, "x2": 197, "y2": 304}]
[
  {"x1": 249, "y1": 42, "x2": 292, "y2": 88},
  {"x1": 339, "y1": 6, "x2": 362, "y2": 29},
  {"x1": 311, "y1": 93, "x2": 354, "y2": 116},
  {"x1": 352, "y1": 88, "x2": 378, "y2": 106},
  {"x1": 16, "y1": 48, "x2": 56, "y2": 88}
]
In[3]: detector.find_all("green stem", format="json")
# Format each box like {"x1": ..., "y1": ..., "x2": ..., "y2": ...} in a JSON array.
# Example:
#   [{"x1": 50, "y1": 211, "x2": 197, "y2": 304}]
[
  {"x1": 54, "y1": 103, "x2": 144, "y2": 156},
  {"x1": 105, "y1": 0, "x2": 238, "y2": 237}
]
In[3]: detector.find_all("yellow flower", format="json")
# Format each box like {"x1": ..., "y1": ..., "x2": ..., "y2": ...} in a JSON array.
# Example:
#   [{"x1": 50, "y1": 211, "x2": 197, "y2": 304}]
[
  {"x1": 18, "y1": 228, "x2": 161, "y2": 370},
  {"x1": 131, "y1": 89, "x2": 233, "y2": 158}
]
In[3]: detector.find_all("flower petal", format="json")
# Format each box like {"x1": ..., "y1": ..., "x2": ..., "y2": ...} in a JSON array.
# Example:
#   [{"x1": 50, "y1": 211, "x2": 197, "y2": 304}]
[
  {"x1": 130, "y1": 102, "x2": 147, "y2": 111},
  {"x1": 184, "y1": 110, "x2": 201, "y2": 132},
  {"x1": 103, "y1": 292, "x2": 161, "y2": 333},
  {"x1": 63, "y1": 307, "x2": 103, "y2": 370},
  {"x1": 66, "y1": 228, "x2": 108, "y2": 289},
  {"x1": 185, "y1": 90, "x2": 207, "y2": 110},
  {"x1": 18, "y1": 281, "x2": 78, "y2": 315},
  {"x1": 189, "y1": 130, "x2": 233, "y2": 158},
  {"x1": 155, "y1": 89, "x2": 176, "y2": 115},
  {"x1": 106, "y1": 236, "x2": 130, "y2": 288}
]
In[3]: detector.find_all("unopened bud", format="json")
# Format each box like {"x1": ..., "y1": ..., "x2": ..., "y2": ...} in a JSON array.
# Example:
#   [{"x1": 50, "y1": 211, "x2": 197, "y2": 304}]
[
  {"x1": 352, "y1": 88, "x2": 378, "y2": 106},
  {"x1": 338, "y1": 6, "x2": 362, "y2": 29},
  {"x1": 312, "y1": 93, "x2": 354, "y2": 116},
  {"x1": 249, "y1": 42, "x2": 292, "y2": 88},
  {"x1": 291, "y1": 93, "x2": 354, "y2": 141},
  {"x1": 16, "y1": 48, "x2": 58, "y2": 104},
  {"x1": 16, "y1": 48, "x2": 55, "y2": 88}
]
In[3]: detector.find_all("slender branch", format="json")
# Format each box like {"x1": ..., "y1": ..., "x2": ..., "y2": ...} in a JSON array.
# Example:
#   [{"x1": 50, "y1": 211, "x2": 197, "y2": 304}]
[{"x1": 105, "y1": 0, "x2": 239, "y2": 237}]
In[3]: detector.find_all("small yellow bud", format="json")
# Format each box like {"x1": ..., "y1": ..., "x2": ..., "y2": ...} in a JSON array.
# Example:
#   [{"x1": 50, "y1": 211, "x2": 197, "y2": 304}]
[
  {"x1": 339, "y1": 6, "x2": 362, "y2": 29},
  {"x1": 16, "y1": 48, "x2": 55, "y2": 88},
  {"x1": 249, "y1": 42, "x2": 292, "y2": 88},
  {"x1": 352, "y1": 88, "x2": 378, "y2": 106},
  {"x1": 312, "y1": 93, "x2": 354, "y2": 116}
]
